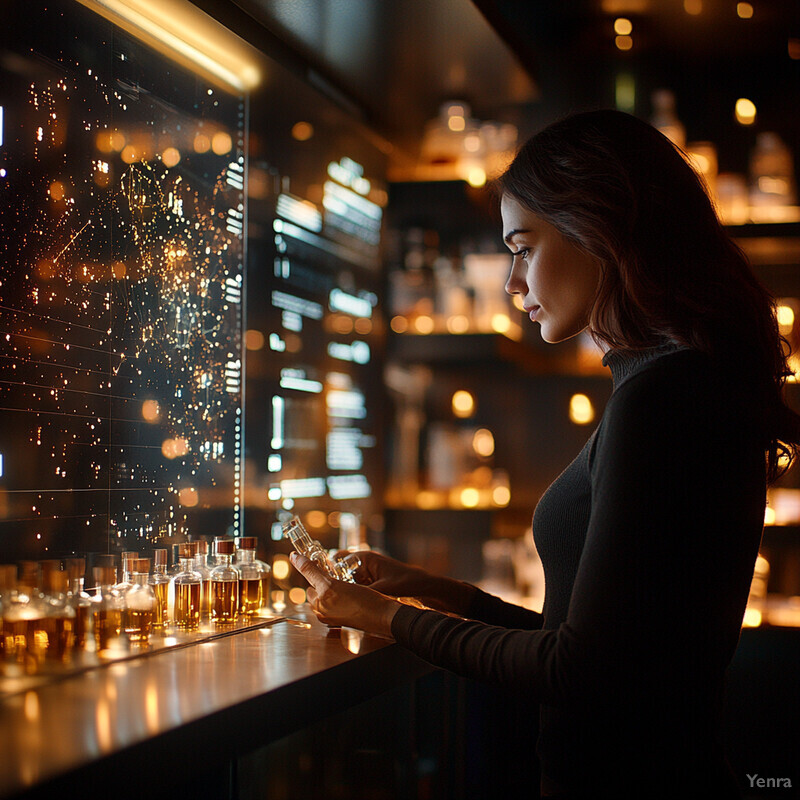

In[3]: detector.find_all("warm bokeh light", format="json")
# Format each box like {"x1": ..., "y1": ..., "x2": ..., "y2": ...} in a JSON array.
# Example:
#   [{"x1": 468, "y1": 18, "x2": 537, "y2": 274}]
[
  {"x1": 288, "y1": 587, "x2": 307, "y2": 605},
  {"x1": 491, "y1": 313, "x2": 511, "y2": 334},
  {"x1": 614, "y1": 17, "x2": 633, "y2": 35},
  {"x1": 193, "y1": 133, "x2": 211, "y2": 153},
  {"x1": 416, "y1": 490, "x2": 439, "y2": 509},
  {"x1": 615, "y1": 35, "x2": 633, "y2": 50},
  {"x1": 390, "y1": 315, "x2": 409, "y2": 333},
  {"x1": 736, "y1": 2, "x2": 753, "y2": 19},
  {"x1": 162, "y1": 437, "x2": 189, "y2": 459},
  {"x1": 161, "y1": 147, "x2": 180, "y2": 167},
  {"x1": 120, "y1": 144, "x2": 138, "y2": 163},
  {"x1": 473, "y1": 428, "x2": 495, "y2": 458},
  {"x1": 178, "y1": 487, "x2": 198, "y2": 507},
  {"x1": 142, "y1": 399, "x2": 161, "y2": 423},
  {"x1": 777, "y1": 304, "x2": 795, "y2": 334},
  {"x1": 492, "y1": 485, "x2": 511, "y2": 506},
  {"x1": 735, "y1": 98, "x2": 757, "y2": 125},
  {"x1": 244, "y1": 329, "x2": 265, "y2": 350},
  {"x1": 306, "y1": 510, "x2": 327, "y2": 529},
  {"x1": 448, "y1": 115, "x2": 466, "y2": 132},
  {"x1": 414, "y1": 315, "x2": 435, "y2": 334},
  {"x1": 291, "y1": 121, "x2": 314, "y2": 141},
  {"x1": 742, "y1": 608, "x2": 762, "y2": 627},
  {"x1": 49, "y1": 181, "x2": 66, "y2": 201},
  {"x1": 211, "y1": 131, "x2": 232, "y2": 155},
  {"x1": 272, "y1": 557, "x2": 290, "y2": 581},
  {"x1": 447, "y1": 315, "x2": 470, "y2": 334},
  {"x1": 354, "y1": 317, "x2": 372, "y2": 335},
  {"x1": 789, "y1": 39, "x2": 800, "y2": 60},
  {"x1": 764, "y1": 506, "x2": 777, "y2": 525},
  {"x1": 460, "y1": 487, "x2": 480, "y2": 508},
  {"x1": 466, "y1": 167, "x2": 486, "y2": 187},
  {"x1": 684, "y1": 0, "x2": 702, "y2": 14},
  {"x1": 569, "y1": 393, "x2": 595, "y2": 425},
  {"x1": 452, "y1": 390, "x2": 476, "y2": 418}
]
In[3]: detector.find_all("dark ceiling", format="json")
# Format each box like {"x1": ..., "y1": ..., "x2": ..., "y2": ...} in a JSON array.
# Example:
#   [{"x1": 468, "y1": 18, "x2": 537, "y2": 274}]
[{"x1": 208, "y1": 0, "x2": 800, "y2": 177}]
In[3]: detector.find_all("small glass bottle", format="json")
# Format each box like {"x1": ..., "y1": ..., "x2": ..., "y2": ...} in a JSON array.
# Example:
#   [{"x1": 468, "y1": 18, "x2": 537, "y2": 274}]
[
  {"x1": 210, "y1": 540, "x2": 239, "y2": 625},
  {"x1": 66, "y1": 558, "x2": 92, "y2": 651},
  {"x1": 124, "y1": 558, "x2": 157, "y2": 644},
  {"x1": 173, "y1": 544, "x2": 202, "y2": 630},
  {"x1": 282, "y1": 516, "x2": 360, "y2": 583},
  {"x1": 193, "y1": 540, "x2": 212, "y2": 616},
  {"x1": 41, "y1": 567, "x2": 76, "y2": 664},
  {"x1": 17, "y1": 561, "x2": 48, "y2": 671},
  {"x1": 236, "y1": 537, "x2": 271, "y2": 619},
  {"x1": 114, "y1": 551, "x2": 137, "y2": 596},
  {"x1": 91, "y1": 566, "x2": 124, "y2": 653},
  {"x1": 149, "y1": 549, "x2": 170, "y2": 628}
]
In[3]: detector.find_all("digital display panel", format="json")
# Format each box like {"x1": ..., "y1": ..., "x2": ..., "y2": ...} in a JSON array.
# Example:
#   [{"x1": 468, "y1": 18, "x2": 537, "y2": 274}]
[{"x1": 0, "y1": 1, "x2": 246, "y2": 561}]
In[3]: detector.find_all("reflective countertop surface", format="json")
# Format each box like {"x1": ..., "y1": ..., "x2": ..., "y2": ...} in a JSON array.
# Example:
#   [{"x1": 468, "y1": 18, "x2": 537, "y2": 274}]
[{"x1": 0, "y1": 610, "x2": 400, "y2": 798}]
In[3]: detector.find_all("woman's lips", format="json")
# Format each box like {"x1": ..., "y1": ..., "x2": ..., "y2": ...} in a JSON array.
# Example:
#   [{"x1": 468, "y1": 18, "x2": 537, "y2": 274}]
[{"x1": 525, "y1": 305, "x2": 540, "y2": 321}]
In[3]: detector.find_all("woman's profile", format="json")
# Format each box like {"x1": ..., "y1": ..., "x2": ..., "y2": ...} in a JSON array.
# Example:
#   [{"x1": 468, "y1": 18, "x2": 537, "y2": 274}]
[{"x1": 292, "y1": 109, "x2": 800, "y2": 798}]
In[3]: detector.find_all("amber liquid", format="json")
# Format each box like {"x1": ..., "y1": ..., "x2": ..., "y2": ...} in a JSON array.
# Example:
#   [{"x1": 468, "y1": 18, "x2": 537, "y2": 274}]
[
  {"x1": 93, "y1": 608, "x2": 122, "y2": 651},
  {"x1": 2, "y1": 618, "x2": 44, "y2": 672},
  {"x1": 40, "y1": 615, "x2": 75, "y2": 662},
  {"x1": 174, "y1": 582, "x2": 201, "y2": 630},
  {"x1": 73, "y1": 605, "x2": 90, "y2": 649},
  {"x1": 238, "y1": 578, "x2": 262, "y2": 618},
  {"x1": 125, "y1": 608, "x2": 154, "y2": 643},
  {"x1": 152, "y1": 582, "x2": 169, "y2": 627},
  {"x1": 201, "y1": 579, "x2": 211, "y2": 615},
  {"x1": 210, "y1": 579, "x2": 238, "y2": 624}
]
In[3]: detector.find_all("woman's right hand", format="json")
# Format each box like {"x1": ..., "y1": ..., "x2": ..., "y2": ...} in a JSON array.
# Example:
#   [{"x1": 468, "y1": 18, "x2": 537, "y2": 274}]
[{"x1": 335, "y1": 550, "x2": 477, "y2": 616}]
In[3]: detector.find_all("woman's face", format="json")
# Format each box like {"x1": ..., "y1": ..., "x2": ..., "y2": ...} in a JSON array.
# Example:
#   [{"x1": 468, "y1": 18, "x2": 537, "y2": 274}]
[{"x1": 502, "y1": 194, "x2": 601, "y2": 344}]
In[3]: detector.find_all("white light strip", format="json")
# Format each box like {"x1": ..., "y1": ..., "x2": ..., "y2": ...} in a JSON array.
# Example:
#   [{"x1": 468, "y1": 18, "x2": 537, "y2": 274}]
[
  {"x1": 327, "y1": 474, "x2": 371, "y2": 500},
  {"x1": 280, "y1": 477, "x2": 327, "y2": 499},
  {"x1": 323, "y1": 180, "x2": 382, "y2": 221},
  {"x1": 271, "y1": 396, "x2": 284, "y2": 449},
  {"x1": 271, "y1": 290, "x2": 322, "y2": 320},
  {"x1": 329, "y1": 288, "x2": 373, "y2": 318},
  {"x1": 280, "y1": 376, "x2": 323, "y2": 393}
]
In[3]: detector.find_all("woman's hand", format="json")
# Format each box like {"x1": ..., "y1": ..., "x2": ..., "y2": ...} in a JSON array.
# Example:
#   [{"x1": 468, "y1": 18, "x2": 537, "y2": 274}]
[
  {"x1": 290, "y1": 552, "x2": 402, "y2": 638},
  {"x1": 337, "y1": 550, "x2": 477, "y2": 617}
]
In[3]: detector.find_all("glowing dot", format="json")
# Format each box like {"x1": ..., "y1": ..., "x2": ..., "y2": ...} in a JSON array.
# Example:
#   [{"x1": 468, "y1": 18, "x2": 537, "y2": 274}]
[
  {"x1": 615, "y1": 35, "x2": 633, "y2": 50},
  {"x1": 789, "y1": 39, "x2": 800, "y2": 60},
  {"x1": 142, "y1": 399, "x2": 160, "y2": 423},
  {"x1": 735, "y1": 98, "x2": 757, "y2": 125},
  {"x1": 272, "y1": 557, "x2": 290, "y2": 580},
  {"x1": 354, "y1": 318, "x2": 372, "y2": 335},
  {"x1": 684, "y1": 0, "x2": 702, "y2": 14},
  {"x1": 448, "y1": 116, "x2": 465, "y2": 132},
  {"x1": 193, "y1": 133, "x2": 211, "y2": 153},
  {"x1": 447, "y1": 315, "x2": 470, "y2": 334},
  {"x1": 452, "y1": 390, "x2": 475, "y2": 418},
  {"x1": 49, "y1": 181, "x2": 65, "y2": 201},
  {"x1": 161, "y1": 147, "x2": 181, "y2": 167},
  {"x1": 211, "y1": 132, "x2": 232, "y2": 155},
  {"x1": 764, "y1": 506, "x2": 776, "y2": 525},
  {"x1": 777, "y1": 304, "x2": 795, "y2": 334},
  {"x1": 466, "y1": 167, "x2": 486, "y2": 187},
  {"x1": 492, "y1": 485, "x2": 511, "y2": 506},
  {"x1": 291, "y1": 121, "x2": 314, "y2": 141},
  {"x1": 390, "y1": 316, "x2": 409, "y2": 333},
  {"x1": 569, "y1": 393, "x2": 595, "y2": 425},
  {"x1": 120, "y1": 145, "x2": 137, "y2": 163},
  {"x1": 110, "y1": 131, "x2": 126, "y2": 151},
  {"x1": 614, "y1": 17, "x2": 633, "y2": 35},
  {"x1": 472, "y1": 428, "x2": 495, "y2": 458},
  {"x1": 288, "y1": 587, "x2": 307, "y2": 605},
  {"x1": 491, "y1": 313, "x2": 511, "y2": 334},
  {"x1": 306, "y1": 510, "x2": 327, "y2": 529},
  {"x1": 414, "y1": 315, "x2": 434, "y2": 334},
  {"x1": 178, "y1": 487, "x2": 198, "y2": 507},
  {"x1": 245, "y1": 329, "x2": 265, "y2": 350},
  {"x1": 736, "y1": 2, "x2": 753, "y2": 19},
  {"x1": 460, "y1": 488, "x2": 480, "y2": 508}
]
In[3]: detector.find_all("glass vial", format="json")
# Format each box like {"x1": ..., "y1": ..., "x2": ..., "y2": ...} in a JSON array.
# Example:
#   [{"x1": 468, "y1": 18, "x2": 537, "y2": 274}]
[
  {"x1": 193, "y1": 540, "x2": 212, "y2": 616},
  {"x1": 173, "y1": 544, "x2": 202, "y2": 630},
  {"x1": 91, "y1": 566, "x2": 123, "y2": 653},
  {"x1": 66, "y1": 558, "x2": 92, "y2": 651},
  {"x1": 149, "y1": 549, "x2": 170, "y2": 628},
  {"x1": 210, "y1": 540, "x2": 239, "y2": 625},
  {"x1": 236, "y1": 537, "x2": 271, "y2": 619},
  {"x1": 124, "y1": 558, "x2": 157, "y2": 644},
  {"x1": 41, "y1": 566, "x2": 76, "y2": 663}
]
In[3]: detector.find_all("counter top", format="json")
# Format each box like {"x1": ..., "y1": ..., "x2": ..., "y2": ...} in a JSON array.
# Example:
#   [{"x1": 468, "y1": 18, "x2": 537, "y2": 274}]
[{"x1": 0, "y1": 611, "x2": 433, "y2": 799}]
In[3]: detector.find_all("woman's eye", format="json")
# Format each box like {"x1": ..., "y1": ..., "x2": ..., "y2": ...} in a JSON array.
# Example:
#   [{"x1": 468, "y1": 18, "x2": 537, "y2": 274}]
[{"x1": 512, "y1": 248, "x2": 529, "y2": 260}]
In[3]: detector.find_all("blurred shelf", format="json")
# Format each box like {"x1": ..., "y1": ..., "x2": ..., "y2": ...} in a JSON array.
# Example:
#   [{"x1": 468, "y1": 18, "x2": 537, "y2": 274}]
[{"x1": 388, "y1": 332, "x2": 608, "y2": 376}]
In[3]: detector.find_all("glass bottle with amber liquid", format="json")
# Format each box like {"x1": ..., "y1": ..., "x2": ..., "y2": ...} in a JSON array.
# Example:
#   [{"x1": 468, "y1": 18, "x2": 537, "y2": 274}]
[
  {"x1": 91, "y1": 566, "x2": 124, "y2": 654},
  {"x1": 148, "y1": 549, "x2": 170, "y2": 629},
  {"x1": 66, "y1": 558, "x2": 91, "y2": 651},
  {"x1": 210, "y1": 540, "x2": 239, "y2": 625},
  {"x1": 40, "y1": 566, "x2": 76, "y2": 664},
  {"x1": 114, "y1": 552, "x2": 137, "y2": 597},
  {"x1": 193, "y1": 540, "x2": 212, "y2": 617},
  {"x1": 173, "y1": 544, "x2": 202, "y2": 630},
  {"x1": 236, "y1": 537, "x2": 271, "y2": 619},
  {"x1": 124, "y1": 558, "x2": 156, "y2": 644}
]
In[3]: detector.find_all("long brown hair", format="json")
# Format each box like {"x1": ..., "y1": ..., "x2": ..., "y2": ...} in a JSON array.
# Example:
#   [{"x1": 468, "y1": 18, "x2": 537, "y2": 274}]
[{"x1": 498, "y1": 108, "x2": 800, "y2": 482}]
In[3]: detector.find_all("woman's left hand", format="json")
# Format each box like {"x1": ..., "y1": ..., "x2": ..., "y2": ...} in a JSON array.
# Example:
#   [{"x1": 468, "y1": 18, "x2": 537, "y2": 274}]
[{"x1": 290, "y1": 552, "x2": 402, "y2": 638}]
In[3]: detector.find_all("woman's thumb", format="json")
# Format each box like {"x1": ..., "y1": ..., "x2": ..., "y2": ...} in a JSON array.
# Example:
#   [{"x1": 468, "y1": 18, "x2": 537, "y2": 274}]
[{"x1": 290, "y1": 552, "x2": 328, "y2": 588}]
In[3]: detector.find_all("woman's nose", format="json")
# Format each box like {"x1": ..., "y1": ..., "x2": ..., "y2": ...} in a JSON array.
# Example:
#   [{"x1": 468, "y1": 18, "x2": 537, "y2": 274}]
[{"x1": 505, "y1": 262, "x2": 524, "y2": 297}]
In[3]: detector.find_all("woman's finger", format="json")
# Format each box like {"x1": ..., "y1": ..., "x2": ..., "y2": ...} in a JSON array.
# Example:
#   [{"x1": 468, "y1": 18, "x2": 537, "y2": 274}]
[{"x1": 290, "y1": 552, "x2": 330, "y2": 591}]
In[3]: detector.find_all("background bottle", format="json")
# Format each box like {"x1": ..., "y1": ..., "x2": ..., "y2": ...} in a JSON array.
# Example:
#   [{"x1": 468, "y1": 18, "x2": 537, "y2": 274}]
[
  {"x1": 210, "y1": 540, "x2": 239, "y2": 624},
  {"x1": 173, "y1": 544, "x2": 202, "y2": 630},
  {"x1": 193, "y1": 540, "x2": 211, "y2": 616},
  {"x1": 124, "y1": 558, "x2": 156, "y2": 644},
  {"x1": 40, "y1": 566, "x2": 76, "y2": 664},
  {"x1": 149, "y1": 549, "x2": 170, "y2": 628},
  {"x1": 236, "y1": 537, "x2": 270, "y2": 619},
  {"x1": 91, "y1": 566, "x2": 123, "y2": 654},
  {"x1": 66, "y1": 557, "x2": 91, "y2": 651}
]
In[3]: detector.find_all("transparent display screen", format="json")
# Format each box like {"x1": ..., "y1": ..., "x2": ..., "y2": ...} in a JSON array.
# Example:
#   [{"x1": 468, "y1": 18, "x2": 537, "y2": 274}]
[{"x1": 0, "y1": 1, "x2": 245, "y2": 561}]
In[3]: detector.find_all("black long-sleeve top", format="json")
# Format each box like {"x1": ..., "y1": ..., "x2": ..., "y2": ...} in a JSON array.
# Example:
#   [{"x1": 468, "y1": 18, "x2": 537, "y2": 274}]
[{"x1": 391, "y1": 345, "x2": 766, "y2": 798}]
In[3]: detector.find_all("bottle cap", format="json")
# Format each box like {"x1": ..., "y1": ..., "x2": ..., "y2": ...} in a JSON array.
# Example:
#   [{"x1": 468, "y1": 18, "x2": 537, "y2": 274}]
[
  {"x1": 215, "y1": 539, "x2": 235, "y2": 555},
  {"x1": 45, "y1": 569, "x2": 69, "y2": 594},
  {"x1": 238, "y1": 537, "x2": 257, "y2": 550},
  {"x1": 196, "y1": 539, "x2": 209, "y2": 555},
  {"x1": 153, "y1": 549, "x2": 167, "y2": 567},
  {"x1": 179, "y1": 542, "x2": 198, "y2": 559},
  {"x1": 66, "y1": 558, "x2": 86, "y2": 584}
]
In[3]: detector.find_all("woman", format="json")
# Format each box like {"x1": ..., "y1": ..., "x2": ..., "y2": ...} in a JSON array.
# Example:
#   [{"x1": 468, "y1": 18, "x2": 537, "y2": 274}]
[{"x1": 291, "y1": 109, "x2": 800, "y2": 797}]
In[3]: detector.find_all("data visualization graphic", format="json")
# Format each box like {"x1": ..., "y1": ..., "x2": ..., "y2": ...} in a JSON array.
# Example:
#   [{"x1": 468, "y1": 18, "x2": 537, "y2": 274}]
[{"x1": 0, "y1": 2, "x2": 245, "y2": 560}]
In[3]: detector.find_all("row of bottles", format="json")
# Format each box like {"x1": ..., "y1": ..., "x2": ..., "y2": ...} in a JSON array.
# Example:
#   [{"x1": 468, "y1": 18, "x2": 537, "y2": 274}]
[{"x1": 0, "y1": 537, "x2": 271, "y2": 675}]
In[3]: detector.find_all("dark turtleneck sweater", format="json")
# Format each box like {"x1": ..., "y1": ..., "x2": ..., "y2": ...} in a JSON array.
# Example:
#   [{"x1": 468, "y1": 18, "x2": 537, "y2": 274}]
[{"x1": 391, "y1": 345, "x2": 766, "y2": 798}]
